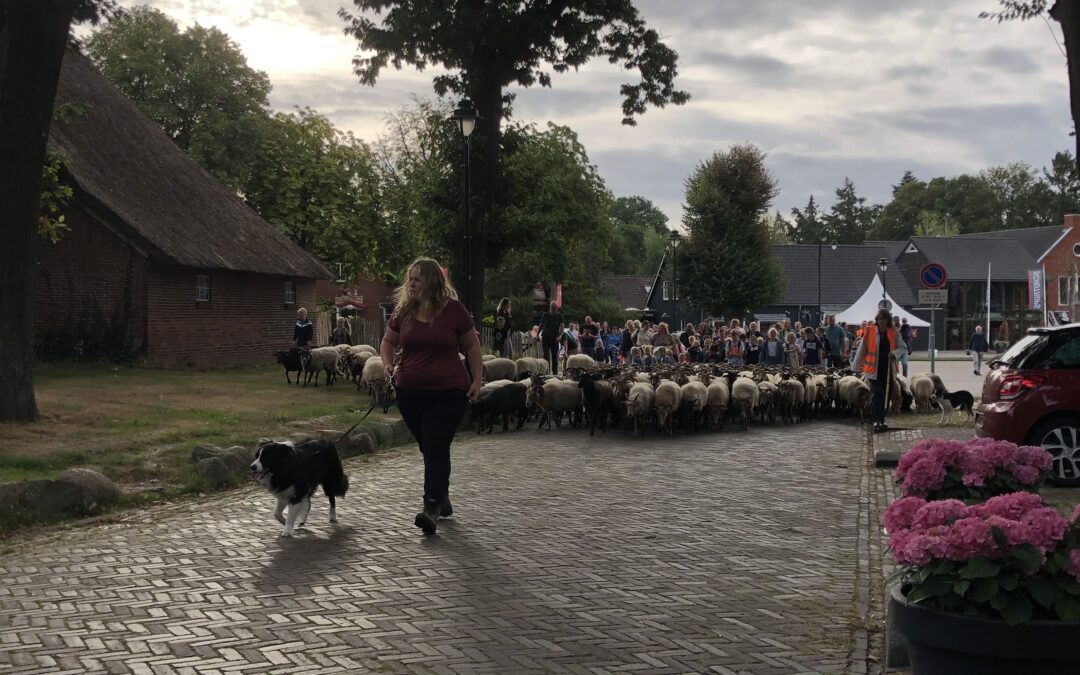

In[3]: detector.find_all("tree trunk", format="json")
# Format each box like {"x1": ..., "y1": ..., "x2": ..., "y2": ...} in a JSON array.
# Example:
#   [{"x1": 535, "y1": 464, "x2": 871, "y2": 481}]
[
  {"x1": 0, "y1": 0, "x2": 75, "y2": 422},
  {"x1": 1052, "y1": 1, "x2": 1080, "y2": 174}
]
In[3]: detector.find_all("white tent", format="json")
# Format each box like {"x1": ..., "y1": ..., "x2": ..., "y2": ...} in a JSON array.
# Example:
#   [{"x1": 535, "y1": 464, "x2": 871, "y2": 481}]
[{"x1": 834, "y1": 275, "x2": 930, "y2": 327}]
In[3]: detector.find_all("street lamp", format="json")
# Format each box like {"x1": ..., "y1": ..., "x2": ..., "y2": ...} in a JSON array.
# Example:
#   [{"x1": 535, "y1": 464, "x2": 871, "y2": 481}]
[
  {"x1": 449, "y1": 98, "x2": 480, "y2": 317},
  {"x1": 668, "y1": 229, "x2": 682, "y2": 329},
  {"x1": 879, "y1": 257, "x2": 889, "y2": 305},
  {"x1": 818, "y1": 241, "x2": 837, "y2": 325}
]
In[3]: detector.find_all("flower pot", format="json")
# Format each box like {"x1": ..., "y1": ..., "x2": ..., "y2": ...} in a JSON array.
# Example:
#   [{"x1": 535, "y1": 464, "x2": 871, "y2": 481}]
[{"x1": 890, "y1": 585, "x2": 1080, "y2": 675}]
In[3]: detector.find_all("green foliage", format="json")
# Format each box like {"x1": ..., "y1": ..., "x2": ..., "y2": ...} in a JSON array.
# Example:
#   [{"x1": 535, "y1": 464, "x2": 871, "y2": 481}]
[
  {"x1": 489, "y1": 122, "x2": 616, "y2": 316},
  {"x1": 763, "y1": 211, "x2": 789, "y2": 245},
  {"x1": 373, "y1": 98, "x2": 460, "y2": 276},
  {"x1": 86, "y1": 6, "x2": 272, "y2": 190},
  {"x1": 243, "y1": 108, "x2": 384, "y2": 279},
  {"x1": 979, "y1": 1, "x2": 1048, "y2": 22},
  {"x1": 789, "y1": 195, "x2": 825, "y2": 243},
  {"x1": 339, "y1": 0, "x2": 690, "y2": 126},
  {"x1": 825, "y1": 178, "x2": 875, "y2": 245},
  {"x1": 679, "y1": 143, "x2": 784, "y2": 318},
  {"x1": 38, "y1": 149, "x2": 72, "y2": 243},
  {"x1": 607, "y1": 195, "x2": 669, "y2": 275}
]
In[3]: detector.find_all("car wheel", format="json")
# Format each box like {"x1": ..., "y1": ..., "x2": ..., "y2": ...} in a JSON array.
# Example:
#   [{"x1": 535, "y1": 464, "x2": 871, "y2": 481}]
[{"x1": 1030, "y1": 416, "x2": 1080, "y2": 487}]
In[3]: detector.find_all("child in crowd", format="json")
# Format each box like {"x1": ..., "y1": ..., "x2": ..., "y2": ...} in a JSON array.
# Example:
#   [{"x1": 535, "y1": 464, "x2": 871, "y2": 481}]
[{"x1": 784, "y1": 332, "x2": 802, "y2": 366}]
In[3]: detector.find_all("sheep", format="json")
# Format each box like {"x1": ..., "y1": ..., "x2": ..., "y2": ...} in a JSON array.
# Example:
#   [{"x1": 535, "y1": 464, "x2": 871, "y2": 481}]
[
  {"x1": 482, "y1": 354, "x2": 497, "y2": 363},
  {"x1": 653, "y1": 380, "x2": 682, "y2": 436},
  {"x1": 730, "y1": 374, "x2": 759, "y2": 431},
  {"x1": 301, "y1": 346, "x2": 340, "y2": 387},
  {"x1": 757, "y1": 380, "x2": 778, "y2": 425},
  {"x1": 778, "y1": 378, "x2": 805, "y2": 424},
  {"x1": 909, "y1": 374, "x2": 934, "y2": 412},
  {"x1": 837, "y1": 375, "x2": 872, "y2": 423},
  {"x1": 578, "y1": 372, "x2": 616, "y2": 436},
  {"x1": 678, "y1": 380, "x2": 709, "y2": 433},
  {"x1": 928, "y1": 372, "x2": 947, "y2": 394},
  {"x1": 515, "y1": 357, "x2": 550, "y2": 379},
  {"x1": 564, "y1": 353, "x2": 596, "y2": 379},
  {"x1": 625, "y1": 381, "x2": 655, "y2": 435},
  {"x1": 526, "y1": 376, "x2": 583, "y2": 430},
  {"x1": 274, "y1": 347, "x2": 305, "y2": 385},
  {"x1": 360, "y1": 357, "x2": 386, "y2": 396},
  {"x1": 483, "y1": 357, "x2": 518, "y2": 383},
  {"x1": 809, "y1": 374, "x2": 829, "y2": 417},
  {"x1": 471, "y1": 380, "x2": 528, "y2": 433},
  {"x1": 704, "y1": 377, "x2": 730, "y2": 430}
]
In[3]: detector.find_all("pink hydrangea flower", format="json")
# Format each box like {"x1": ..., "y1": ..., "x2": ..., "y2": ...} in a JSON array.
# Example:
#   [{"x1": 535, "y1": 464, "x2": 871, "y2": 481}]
[
  {"x1": 911, "y1": 499, "x2": 966, "y2": 530},
  {"x1": 1068, "y1": 550, "x2": 1080, "y2": 584},
  {"x1": 884, "y1": 496, "x2": 925, "y2": 533}
]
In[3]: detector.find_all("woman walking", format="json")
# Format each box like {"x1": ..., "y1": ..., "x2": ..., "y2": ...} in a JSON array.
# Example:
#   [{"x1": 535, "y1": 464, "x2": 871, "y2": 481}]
[
  {"x1": 380, "y1": 258, "x2": 483, "y2": 535},
  {"x1": 496, "y1": 297, "x2": 513, "y2": 358}
]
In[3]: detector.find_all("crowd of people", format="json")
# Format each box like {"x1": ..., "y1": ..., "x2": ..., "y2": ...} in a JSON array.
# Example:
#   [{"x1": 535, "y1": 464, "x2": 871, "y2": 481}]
[{"x1": 503, "y1": 301, "x2": 919, "y2": 378}]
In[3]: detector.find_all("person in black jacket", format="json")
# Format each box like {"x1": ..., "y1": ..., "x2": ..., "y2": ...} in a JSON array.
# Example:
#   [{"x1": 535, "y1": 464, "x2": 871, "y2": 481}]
[
  {"x1": 294, "y1": 308, "x2": 314, "y2": 347},
  {"x1": 968, "y1": 325, "x2": 989, "y2": 376}
]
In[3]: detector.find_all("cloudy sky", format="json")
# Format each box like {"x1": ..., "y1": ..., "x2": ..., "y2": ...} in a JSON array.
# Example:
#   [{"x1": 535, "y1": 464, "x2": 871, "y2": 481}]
[{"x1": 119, "y1": 0, "x2": 1071, "y2": 226}]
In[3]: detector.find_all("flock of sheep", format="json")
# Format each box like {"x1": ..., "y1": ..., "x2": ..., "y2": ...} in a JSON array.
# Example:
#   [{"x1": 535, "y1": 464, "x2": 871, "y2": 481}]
[
  {"x1": 470, "y1": 353, "x2": 947, "y2": 436},
  {"x1": 274, "y1": 346, "x2": 948, "y2": 436}
]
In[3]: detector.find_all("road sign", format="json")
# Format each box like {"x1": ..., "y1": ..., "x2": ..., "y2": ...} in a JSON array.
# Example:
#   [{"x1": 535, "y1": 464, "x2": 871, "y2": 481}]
[
  {"x1": 920, "y1": 263, "x2": 947, "y2": 289},
  {"x1": 878, "y1": 299, "x2": 893, "y2": 311},
  {"x1": 919, "y1": 289, "x2": 947, "y2": 304}
]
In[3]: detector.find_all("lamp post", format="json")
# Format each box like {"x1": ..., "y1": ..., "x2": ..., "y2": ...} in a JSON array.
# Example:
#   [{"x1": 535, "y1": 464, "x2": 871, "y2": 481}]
[
  {"x1": 449, "y1": 99, "x2": 480, "y2": 317},
  {"x1": 878, "y1": 257, "x2": 889, "y2": 306},
  {"x1": 817, "y1": 241, "x2": 838, "y2": 326},
  {"x1": 668, "y1": 229, "x2": 682, "y2": 329}
]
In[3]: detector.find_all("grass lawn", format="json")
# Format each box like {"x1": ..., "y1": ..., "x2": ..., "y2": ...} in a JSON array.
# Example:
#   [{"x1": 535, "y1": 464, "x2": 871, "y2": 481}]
[{"x1": 0, "y1": 361, "x2": 394, "y2": 487}]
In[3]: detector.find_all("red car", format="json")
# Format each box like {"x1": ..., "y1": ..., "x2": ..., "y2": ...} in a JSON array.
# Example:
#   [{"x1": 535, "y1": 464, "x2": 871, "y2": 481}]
[{"x1": 977, "y1": 323, "x2": 1080, "y2": 486}]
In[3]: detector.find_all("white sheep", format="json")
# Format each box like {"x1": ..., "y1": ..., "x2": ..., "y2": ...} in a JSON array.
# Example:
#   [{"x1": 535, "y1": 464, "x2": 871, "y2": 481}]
[
  {"x1": 679, "y1": 380, "x2": 709, "y2": 433},
  {"x1": 730, "y1": 375, "x2": 759, "y2": 430},
  {"x1": 837, "y1": 375, "x2": 871, "y2": 423},
  {"x1": 526, "y1": 377, "x2": 583, "y2": 429},
  {"x1": 757, "y1": 380, "x2": 778, "y2": 425},
  {"x1": 301, "y1": 346, "x2": 340, "y2": 387},
  {"x1": 704, "y1": 378, "x2": 730, "y2": 430},
  {"x1": 909, "y1": 374, "x2": 934, "y2": 412},
  {"x1": 360, "y1": 357, "x2": 386, "y2": 396},
  {"x1": 564, "y1": 353, "x2": 596, "y2": 378},
  {"x1": 515, "y1": 357, "x2": 550, "y2": 379},
  {"x1": 625, "y1": 381, "x2": 654, "y2": 435},
  {"x1": 483, "y1": 357, "x2": 518, "y2": 383},
  {"x1": 653, "y1": 380, "x2": 682, "y2": 436},
  {"x1": 482, "y1": 354, "x2": 497, "y2": 363}
]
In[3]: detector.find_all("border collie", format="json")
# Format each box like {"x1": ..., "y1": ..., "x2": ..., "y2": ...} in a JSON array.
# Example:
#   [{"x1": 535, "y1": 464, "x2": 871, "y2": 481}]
[
  {"x1": 250, "y1": 439, "x2": 349, "y2": 537},
  {"x1": 931, "y1": 388, "x2": 975, "y2": 425}
]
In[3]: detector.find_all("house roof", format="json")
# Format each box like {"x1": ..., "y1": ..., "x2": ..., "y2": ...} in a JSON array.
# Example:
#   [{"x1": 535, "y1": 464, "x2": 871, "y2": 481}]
[
  {"x1": 953, "y1": 226, "x2": 1063, "y2": 259},
  {"x1": 49, "y1": 52, "x2": 332, "y2": 280},
  {"x1": 903, "y1": 236, "x2": 1037, "y2": 281},
  {"x1": 864, "y1": 240, "x2": 908, "y2": 263},
  {"x1": 601, "y1": 275, "x2": 654, "y2": 311},
  {"x1": 772, "y1": 245, "x2": 918, "y2": 306}
]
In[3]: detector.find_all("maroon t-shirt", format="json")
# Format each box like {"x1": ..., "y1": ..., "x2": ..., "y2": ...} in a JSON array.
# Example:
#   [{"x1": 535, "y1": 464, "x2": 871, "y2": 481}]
[{"x1": 387, "y1": 299, "x2": 472, "y2": 391}]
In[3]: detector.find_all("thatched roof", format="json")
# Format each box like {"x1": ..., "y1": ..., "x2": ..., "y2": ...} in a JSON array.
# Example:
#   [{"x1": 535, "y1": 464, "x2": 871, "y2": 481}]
[{"x1": 48, "y1": 52, "x2": 332, "y2": 280}]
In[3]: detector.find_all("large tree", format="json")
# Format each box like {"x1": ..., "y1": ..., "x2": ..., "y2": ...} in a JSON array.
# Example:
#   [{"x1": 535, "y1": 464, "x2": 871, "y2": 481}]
[
  {"x1": 0, "y1": 0, "x2": 114, "y2": 422},
  {"x1": 824, "y1": 178, "x2": 875, "y2": 245},
  {"x1": 244, "y1": 108, "x2": 384, "y2": 279},
  {"x1": 678, "y1": 143, "x2": 783, "y2": 319},
  {"x1": 86, "y1": 6, "x2": 271, "y2": 191},
  {"x1": 607, "y1": 195, "x2": 668, "y2": 275},
  {"x1": 788, "y1": 194, "x2": 826, "y2": 243},
  {"x1": 339, "y1": 0, "x2": 689, "y2": 317},
  {"x1": 982, "y1": 2, "x2": 1080, "y2": 171}
]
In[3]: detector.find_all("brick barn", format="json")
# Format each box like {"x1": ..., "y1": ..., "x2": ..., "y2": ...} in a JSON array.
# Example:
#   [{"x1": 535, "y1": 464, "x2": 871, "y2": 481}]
[{"x1": 34, "y1": 53, "x2": 332, "y2": 367}]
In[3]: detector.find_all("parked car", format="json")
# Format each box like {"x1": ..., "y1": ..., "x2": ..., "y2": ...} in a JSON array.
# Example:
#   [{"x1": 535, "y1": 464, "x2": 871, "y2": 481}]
[{"x1": 976, "y1": 323, "x2": 1080, "y2": 486}]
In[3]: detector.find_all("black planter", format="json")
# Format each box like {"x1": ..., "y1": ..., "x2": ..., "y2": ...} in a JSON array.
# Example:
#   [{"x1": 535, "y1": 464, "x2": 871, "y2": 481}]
[{"x1": 890, "y1": 584, "x2": 1080, "y2": 675}]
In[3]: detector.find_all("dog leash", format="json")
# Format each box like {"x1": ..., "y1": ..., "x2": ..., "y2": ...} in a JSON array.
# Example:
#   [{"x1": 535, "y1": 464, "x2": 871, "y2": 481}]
[{"x1": 334, "y1": 379, "x2": 398, "y2": 444}]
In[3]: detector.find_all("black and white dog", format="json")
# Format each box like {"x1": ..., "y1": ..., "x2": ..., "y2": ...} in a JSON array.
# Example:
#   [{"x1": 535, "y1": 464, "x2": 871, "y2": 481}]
[
  {"x1": 931, "y1": 388, "x2": 976, "y2": 425},
  {"x1": 250, "y1": 439, "x2": 349, "y2": 537}
]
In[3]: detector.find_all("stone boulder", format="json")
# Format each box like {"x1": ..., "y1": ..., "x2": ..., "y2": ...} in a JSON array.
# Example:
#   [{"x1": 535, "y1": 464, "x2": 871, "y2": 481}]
[
  {"x1": 190, "y1": 444, "x2": 252, "y2": 488},
  {"x1": 2, "y1": 468, "x2": 120, "y2": 521}
]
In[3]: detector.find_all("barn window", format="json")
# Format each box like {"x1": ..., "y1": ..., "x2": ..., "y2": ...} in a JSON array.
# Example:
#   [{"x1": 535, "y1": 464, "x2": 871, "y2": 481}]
[
  {"x1": 195, "y1": 274, "x2": 210, "y2": 302},
  {"x1": 662, "y1": 281, "x2": 670, "y2": 301},
  {"x1": 284, "y1": 281, "x2": 296, "y2": 305},
  {"x1": 1061, "y1": 276, "x2": 1071, "y2": 306}
]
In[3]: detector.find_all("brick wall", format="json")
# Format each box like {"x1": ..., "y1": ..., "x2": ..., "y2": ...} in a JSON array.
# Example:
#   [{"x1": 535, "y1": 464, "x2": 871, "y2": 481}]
[
  {"x1": 145, "y1": 265, "x2": 317, "y2": 368},
  {"x1": 1043, "y1": 216, "x2": 1080, "y2": 311},
  {"x1": 33, "y1": 202, "x2": 148, "y2": 360}
]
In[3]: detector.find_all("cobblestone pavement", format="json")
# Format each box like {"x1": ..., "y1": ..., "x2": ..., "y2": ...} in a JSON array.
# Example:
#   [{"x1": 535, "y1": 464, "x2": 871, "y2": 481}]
[{"x1": 2, "y1": 423, "x2": 874, "y2": 674}]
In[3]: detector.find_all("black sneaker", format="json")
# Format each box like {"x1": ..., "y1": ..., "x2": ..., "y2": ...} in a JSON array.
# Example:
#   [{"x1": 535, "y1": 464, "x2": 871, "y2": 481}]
[
  {"x1": 439, "y1": 498, "x2": 453, "y2": 518},
  {"x1": 415, "y1": 502, "x2": 440, "y2": 535}
]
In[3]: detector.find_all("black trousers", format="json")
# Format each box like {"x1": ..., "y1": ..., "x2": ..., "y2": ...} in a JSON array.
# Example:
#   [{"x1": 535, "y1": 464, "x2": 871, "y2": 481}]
[
  {"x1": 396, "y1": 388, "x2": 467, "y2": 505},
  {"x1": 542, "y1": 341, "x2": 559, "y2": 375},
  {"x1": 872, "y1": 362, "x2": 890, "y2": 425}
]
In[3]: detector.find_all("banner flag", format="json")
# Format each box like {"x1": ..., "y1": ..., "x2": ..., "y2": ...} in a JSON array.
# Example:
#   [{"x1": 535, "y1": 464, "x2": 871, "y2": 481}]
[{"x1": 1028, "y1": 269, "x2": 1044, "y2": 310}]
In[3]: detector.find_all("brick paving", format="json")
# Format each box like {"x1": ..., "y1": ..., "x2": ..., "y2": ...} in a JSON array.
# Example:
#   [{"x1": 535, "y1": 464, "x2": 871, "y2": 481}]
[{"x1": 2, "y1": 423, "x2": 876, "y2": 674}]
